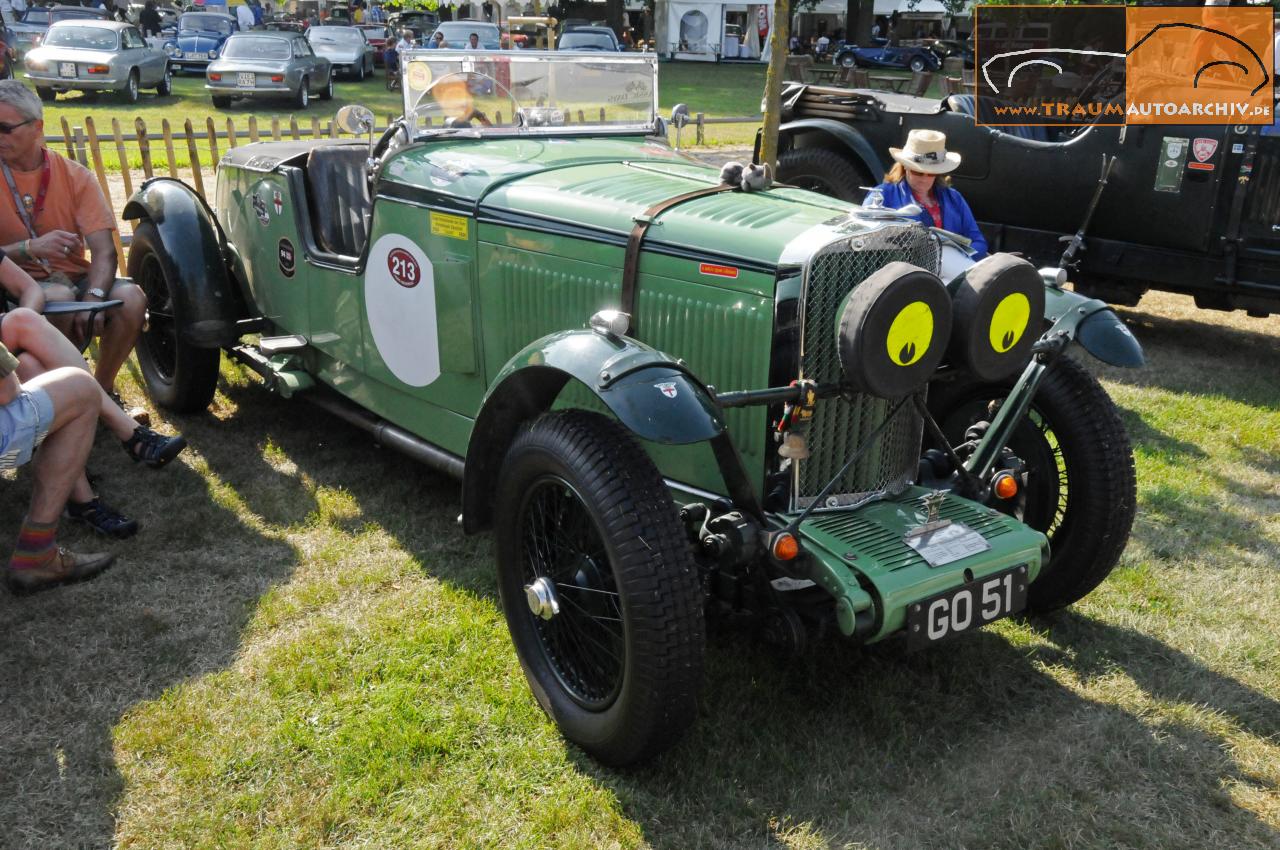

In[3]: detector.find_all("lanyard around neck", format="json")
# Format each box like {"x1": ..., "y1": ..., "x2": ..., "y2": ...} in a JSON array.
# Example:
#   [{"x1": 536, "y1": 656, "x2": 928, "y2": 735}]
[{"x1": 1, "y1": 148, "x2": 51, "y2": 240}]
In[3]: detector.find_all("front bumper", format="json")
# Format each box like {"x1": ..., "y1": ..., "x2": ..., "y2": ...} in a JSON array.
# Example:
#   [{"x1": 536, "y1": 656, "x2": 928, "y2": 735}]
[{"x1": 794, "y1": 486, "x2": 1047, "y2": 642}]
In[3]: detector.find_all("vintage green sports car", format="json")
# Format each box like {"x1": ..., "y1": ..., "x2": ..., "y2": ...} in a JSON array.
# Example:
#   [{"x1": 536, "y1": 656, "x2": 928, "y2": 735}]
[{"x1": 123, "y1": 51, "x2": 1142, "y2": 766}]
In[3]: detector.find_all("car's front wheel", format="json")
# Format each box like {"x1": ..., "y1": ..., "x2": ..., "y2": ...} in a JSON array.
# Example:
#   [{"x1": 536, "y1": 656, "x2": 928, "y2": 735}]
[
  {"x1": 295, "y1": 75, "x2": 309, "y2": 108},
  {"x1": 156, "y1": 64, "x2": 172, "y2": 96},
  {"x1": 909, "y1": 55, "x2": 927, "y2": 73},
  {"x1": 776, "y1": 147, "x2": 870, "y2": 203},
  {"x1": 318, "y1": 72, "x2": 333, "y2": 100},
  {"x1": 120, "y1": 69, "x2": 139, "y2": 103},
  {"x1": 354, "y1": 60, "x2": 364, "y2": 81},
  {"x1": 35, "y1": 86, "x2": 55, "y2": 102},
  {"x1": 494, "y1": 411, "x2": 705, "y2": 766},
  {"x1": 127, "y1": 220, "x2": 221, "y2": 413},
  {"x1": 839, "y1": 52, "x2": 856, "y2": 68},
  {"x1": 927, "y1": 356, "x2": 1137, "y2": 612}
]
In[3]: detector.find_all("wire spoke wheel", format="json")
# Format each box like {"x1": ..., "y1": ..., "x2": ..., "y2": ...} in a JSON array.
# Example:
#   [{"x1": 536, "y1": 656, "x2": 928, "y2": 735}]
[{"x1": 495, "y1": 411, "x2": 704, "y2": 766}]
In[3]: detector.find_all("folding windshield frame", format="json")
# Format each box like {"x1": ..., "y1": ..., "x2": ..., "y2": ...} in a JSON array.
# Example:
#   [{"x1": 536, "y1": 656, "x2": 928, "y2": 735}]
[{"x1": 400, "y1": 50, "x2": 659, "y2": 139}]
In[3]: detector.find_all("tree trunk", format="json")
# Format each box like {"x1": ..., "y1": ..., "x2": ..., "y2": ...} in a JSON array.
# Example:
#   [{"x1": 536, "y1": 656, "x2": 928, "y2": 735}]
[{"x1": 757, "y1": 0, "x2": 790, "y2": 170}]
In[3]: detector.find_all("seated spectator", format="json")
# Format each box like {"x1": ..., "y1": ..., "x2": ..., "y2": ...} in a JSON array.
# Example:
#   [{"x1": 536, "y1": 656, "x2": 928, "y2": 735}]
[{"x1": 0, "y1": 81, "x2": 151, "y2": 421}]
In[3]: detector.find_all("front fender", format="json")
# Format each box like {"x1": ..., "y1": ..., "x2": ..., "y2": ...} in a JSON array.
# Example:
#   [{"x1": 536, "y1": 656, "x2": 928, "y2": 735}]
[
  {"x1": 777, "y1": 117, "x2": 886, "y2": 182},
  {"x1": 123, "y1": 176, "x2": 241, "y2": 348},
  {"x1": 1045, "y1": 285, "x2": 1145, "y2": 368},
  {"x1": 461, "y1": 329, "x2": 725, "y2": 534}
]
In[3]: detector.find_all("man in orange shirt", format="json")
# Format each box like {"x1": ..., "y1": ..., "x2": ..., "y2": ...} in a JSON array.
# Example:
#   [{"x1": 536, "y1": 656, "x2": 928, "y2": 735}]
[{"x1": 0, "y1": 80, "x2": 149, "y2": 417}]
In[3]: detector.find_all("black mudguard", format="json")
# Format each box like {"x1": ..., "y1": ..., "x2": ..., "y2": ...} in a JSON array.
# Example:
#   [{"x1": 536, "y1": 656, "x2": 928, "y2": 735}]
[{"x1": 122, "y1": 177, "x2": 242, "y2": 348}]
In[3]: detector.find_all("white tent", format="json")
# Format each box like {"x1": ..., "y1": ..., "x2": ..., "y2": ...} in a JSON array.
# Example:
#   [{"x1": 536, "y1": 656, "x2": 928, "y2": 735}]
[{"x1": 657, "y1": 0, "x2": 773, "y2": 61}]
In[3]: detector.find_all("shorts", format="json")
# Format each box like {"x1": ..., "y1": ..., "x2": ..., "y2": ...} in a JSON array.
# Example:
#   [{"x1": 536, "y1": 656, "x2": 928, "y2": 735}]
[
  {"x1": 38, "y1": 271, "x2": 91, "y2": 297},
  {"x1": 0, "y1": 386, "x2": 55, "y2": 470}
]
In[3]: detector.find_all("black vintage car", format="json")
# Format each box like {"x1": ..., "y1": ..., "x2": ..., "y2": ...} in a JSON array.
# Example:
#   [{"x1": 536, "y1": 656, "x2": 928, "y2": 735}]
[{"x1": 770, "y1": 80, "x2": 1280, "y2": 317}]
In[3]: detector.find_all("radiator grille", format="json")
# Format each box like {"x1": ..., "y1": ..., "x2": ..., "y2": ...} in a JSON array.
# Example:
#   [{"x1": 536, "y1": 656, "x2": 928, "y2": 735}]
[{"x1": 794, "y1": 223, "x2": 940, "y2": 510}]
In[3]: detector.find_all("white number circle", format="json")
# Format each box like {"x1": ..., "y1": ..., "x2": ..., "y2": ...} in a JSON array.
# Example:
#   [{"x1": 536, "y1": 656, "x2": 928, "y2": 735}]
[{"x1": 365, "y1": 234, "x2": 441, "y2": 387}]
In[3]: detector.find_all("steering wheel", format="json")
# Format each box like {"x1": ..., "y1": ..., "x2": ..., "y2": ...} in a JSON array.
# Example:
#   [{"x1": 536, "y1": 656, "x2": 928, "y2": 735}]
[{"x1": 410, "y1": 70, "x2": 523, "y2": 129}]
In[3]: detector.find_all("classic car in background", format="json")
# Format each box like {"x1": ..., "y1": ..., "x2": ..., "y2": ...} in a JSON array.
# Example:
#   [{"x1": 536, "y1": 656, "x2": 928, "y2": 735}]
[
  {"x1": 772, "y1": 72, "x2": 1280, "y2": 316},
  {"x1": 7, "y1": 4, "x2": 109, "y2": 59},
  {"x1": 384, "y1": 10, "x2": 437, "y2": 43},
  {"x1": 163, "y1": 11, "x2": 237, "y2": 73},
  {"x1": 429, "y1": 21, "x2": 501, "y2": 49},
  {"x1": 24, "y1": 19, "x2": 170, "y2": 102},
  {"x1": 556, "y1": 24, "x2": 623, "y2": 51},
  {"x1": 206, "y1": 31, "x2": 331, "y2": 108},
  {"x1": 306, "y1": 24, "x2": 374, "y2": 79},
  {"x1": 832, "y1": 39, "x2": 941, "y2": 72},
  {"x1": 123, "y1": 51, "x2": 1139, "y2": 766},
  {"x1": 356, "y1": 23, "x2": 386, "y2": 64}
]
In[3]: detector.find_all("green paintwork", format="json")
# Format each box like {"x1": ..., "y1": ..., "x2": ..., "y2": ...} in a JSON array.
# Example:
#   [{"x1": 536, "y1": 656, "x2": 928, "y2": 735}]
[{"x1": 202, "y1": 129, "x2": 1059, "y2": 646}]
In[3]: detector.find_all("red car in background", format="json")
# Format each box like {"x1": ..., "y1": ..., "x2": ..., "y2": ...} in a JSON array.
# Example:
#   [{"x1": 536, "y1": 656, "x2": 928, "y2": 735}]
[{"x1": 357, "y1": 23, "x2": 385, "y2": 64}]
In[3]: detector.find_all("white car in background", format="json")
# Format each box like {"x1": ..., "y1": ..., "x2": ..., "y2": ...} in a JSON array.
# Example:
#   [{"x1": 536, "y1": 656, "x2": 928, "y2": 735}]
[{"x1": 306, "y1": 25, "x2": 374, "y2": 80}]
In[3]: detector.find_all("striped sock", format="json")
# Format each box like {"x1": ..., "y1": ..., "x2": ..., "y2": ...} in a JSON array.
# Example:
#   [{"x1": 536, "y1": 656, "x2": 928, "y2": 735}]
[{"x1": 9, "y1": 518, "x2": 58, "y2": 572}]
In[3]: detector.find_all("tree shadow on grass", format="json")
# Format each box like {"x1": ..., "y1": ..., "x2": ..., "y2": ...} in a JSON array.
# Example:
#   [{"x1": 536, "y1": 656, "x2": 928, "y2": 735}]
[
  {"x1": 0, "y1": 422, "x2": 298, "y2": 850},
  {"x1": 583, "y1": 620, "x2": 1280, "y2": 850}
]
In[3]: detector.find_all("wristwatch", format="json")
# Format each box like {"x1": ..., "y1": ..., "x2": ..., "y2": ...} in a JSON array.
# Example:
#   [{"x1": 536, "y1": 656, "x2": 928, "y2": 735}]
[{"x1": 86, "y1": 287, "x2": 109, "y2": 300}]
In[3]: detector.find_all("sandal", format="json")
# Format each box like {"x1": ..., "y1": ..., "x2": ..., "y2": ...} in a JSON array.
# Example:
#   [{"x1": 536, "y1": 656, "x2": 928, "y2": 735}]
[
  {"x1": 65, "y1": 498, "x2": 139, "y2": 539},
  {"x1": 122, "y1": 426, "x2": 187, "y2": 468}
]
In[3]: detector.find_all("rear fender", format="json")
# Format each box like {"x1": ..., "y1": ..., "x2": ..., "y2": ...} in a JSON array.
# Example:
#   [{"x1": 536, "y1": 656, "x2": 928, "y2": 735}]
[
  {"x1": 462, "y1": 329, "x2": 725, "y2": 534},
  {"x1": 122, "y1": 177, "x2": 243, "y2": 348},
  {"x1": 776, "y1": 118, "x2": 885, "y2": 182}
]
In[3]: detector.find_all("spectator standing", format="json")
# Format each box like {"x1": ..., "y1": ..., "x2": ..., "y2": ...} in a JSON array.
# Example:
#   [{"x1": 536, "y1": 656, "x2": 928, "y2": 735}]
[
  {"x1": 250, "y1": 0, "x2": 263, "y2": 27},
  {"x1": 140, "y1": 0, "x2": 163, "y2": 37},
  {"x1": 0, "y1": 0, "x2": 13, "y2": 26},
  {"x1": 235, "y1": 1, "x2": 254, "y2": 30},
  {"x1": 0, "y1": 82, "x2": 150, "y2": 417}
]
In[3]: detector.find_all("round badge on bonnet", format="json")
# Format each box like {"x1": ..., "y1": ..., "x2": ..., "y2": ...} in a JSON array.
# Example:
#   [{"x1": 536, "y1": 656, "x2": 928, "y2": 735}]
[
  {"x1": 947, "y1": 253, "x2": 1045, "y2": 383},
  {"x1": 835, "y1": 261, "x2": 952, "y2": 399}
]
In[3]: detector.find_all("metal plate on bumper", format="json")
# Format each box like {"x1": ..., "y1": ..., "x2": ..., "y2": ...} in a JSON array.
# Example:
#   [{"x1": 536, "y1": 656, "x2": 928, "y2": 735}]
[
  {"x1": 237, "y1": 71, "x2": 255, "y2": 88},
  {"x1": 905, "y1": 564, "x2": 1028, "y2": 650},
  {"x1": 904, "y1": 521, "x2": 991, "y2": 567}
]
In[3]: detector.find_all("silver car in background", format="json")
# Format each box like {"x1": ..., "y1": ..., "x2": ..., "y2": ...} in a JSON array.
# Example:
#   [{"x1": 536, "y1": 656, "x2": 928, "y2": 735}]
[
  {"x1": 206, "y1": 31, "x2": 332, "y2": 109},
  {"x1": 306, "y1": 25, "x2": 374, "y2": 80},
  {"x1": 24, "y1": 20, "x2": 170, "y2": 103}
]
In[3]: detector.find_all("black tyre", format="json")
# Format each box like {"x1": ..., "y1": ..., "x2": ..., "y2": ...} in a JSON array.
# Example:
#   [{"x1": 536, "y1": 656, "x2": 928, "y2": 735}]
[
  {"x1": 36, "y1": 86, "x2": 55, "y2": 102},
  {"x1": 909, "y1": 56, "x2": 927, "y2": 73},
  {"x1": 927, "y1": 356, "x2": 1136, "y2": 612},
  {"x1": 295, "y1": 75, "x2": 309, "y2": 108},
  {"x1": 494, "y1": 411, "x2": 705, "y2": 766},
  {"x1": 127, "y1": 220, "x2": 221, "y2": 412},
  {"x1": 839, "y1": 52, "x2": 856, "y2": 68},
  {"x1": 776, "y1": 147, "x2": 870, "y2": 203},
  {"x1": 120, "y1": 69, "x2": 139, "y2": 103},
  {"x1": 211, "y1": 94, "x2": 232, "y2": 108},
  {"x1": 354, "y1": 60, "x2": 365, "y2": 81},
  {"x1": 156, "y1": 64, "x2": 172, "y2": 96},
  {"x1": 318, "y1": 72, "x2": 333, "y2": 100}
]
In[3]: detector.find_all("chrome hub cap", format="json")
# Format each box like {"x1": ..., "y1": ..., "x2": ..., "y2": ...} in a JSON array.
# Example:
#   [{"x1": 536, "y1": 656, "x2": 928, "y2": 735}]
[{"x1": 525, "y1": 576, "x2": 560, "y2": 620}]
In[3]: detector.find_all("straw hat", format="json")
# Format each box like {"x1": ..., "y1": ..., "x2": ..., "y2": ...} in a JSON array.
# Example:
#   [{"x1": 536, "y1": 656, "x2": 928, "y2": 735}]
[{"x1": 889, "y1": 129, "x2": 961, "y2": 175}]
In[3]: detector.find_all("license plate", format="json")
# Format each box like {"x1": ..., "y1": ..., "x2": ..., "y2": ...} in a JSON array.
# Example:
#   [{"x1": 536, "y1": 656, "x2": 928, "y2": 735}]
[
  {"x1": 236, "y1": 72, "x2": 255, "y2": 88},
  {"x1": 905, "y1": 564, "x2": 1029, "y2": 650},
  {"x1": 59, "y1": 62, "x2": 76, "y2": 78}
]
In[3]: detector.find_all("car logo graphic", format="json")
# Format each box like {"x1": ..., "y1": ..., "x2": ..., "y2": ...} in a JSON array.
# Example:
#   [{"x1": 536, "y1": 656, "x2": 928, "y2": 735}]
[
  {"x1": 252, "y1": 192, "x2": 269, "y2": 226},
  {"x1": 1192, "y1": 138, "x2": 1218, "y2": 162},
  {"x1": 272, "y1": 189, "x2": 284, "y2": 215},
  {"x1": 656, "y1": 381, "x2": 678, "y2": 398}
]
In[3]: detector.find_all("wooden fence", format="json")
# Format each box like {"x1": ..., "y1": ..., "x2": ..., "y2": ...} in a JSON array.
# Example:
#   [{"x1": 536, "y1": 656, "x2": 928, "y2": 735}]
[{"x1": 45, "y1": 112, "x2": 763, "y2": 275}]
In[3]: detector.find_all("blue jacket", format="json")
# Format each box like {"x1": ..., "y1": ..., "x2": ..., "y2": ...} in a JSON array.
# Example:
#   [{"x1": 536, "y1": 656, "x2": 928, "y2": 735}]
[{"x1": 872, "y1": 180, "x2": 989, "y2": 259}]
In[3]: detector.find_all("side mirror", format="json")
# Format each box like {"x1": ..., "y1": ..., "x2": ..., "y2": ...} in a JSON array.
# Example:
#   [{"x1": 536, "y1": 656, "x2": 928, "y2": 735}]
[{"x1": 335, "y1": 103, "x2": 375, "y2": 135}]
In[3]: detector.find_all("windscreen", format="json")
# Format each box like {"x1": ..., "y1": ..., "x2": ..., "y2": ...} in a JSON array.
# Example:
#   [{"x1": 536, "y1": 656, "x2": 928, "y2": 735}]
[
  {"x1": 45, "y1": 26, "x2": 118, "y2": 49},
  {"x1": 558, "y1": 32, "x2": 615, "y2": 50},
  {"x1": 402, "y1": 51, "x2": 657, "y2": 136},
  {"x1": 180, "y1": 13, "x2": 232, "y2": 33},
  {"x1": 310, "y1": 27, "x2": 363, "y2": 44},
  {"x1": 222, "y1": 35, "x2": 290, "y2": 59}
]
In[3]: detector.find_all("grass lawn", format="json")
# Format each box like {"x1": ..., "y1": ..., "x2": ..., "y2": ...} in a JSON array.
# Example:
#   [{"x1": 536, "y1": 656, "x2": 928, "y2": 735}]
[{"x1": 0, "y1": 289, "x2": 1276, "y2": 849}]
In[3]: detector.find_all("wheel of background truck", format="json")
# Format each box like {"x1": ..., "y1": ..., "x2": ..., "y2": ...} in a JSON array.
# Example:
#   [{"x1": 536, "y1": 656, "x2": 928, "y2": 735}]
[
  {"x1": 120, "y1": 69, "x2": 139, "y2": 103},
  {"x1": 211, "y1": 94, "x2": 232, "y2": 108},
  {"x1": 354, "y1": 60, "x2": 365, "y2": 81},
  {"x1": 909, "y1": 55, "x2": 927, "y2": 73},
  {"x1": 926, "y1": 355, "x2": 1136, "y2": 612},
  {"x1": 295, "y1": 75, "x2": 309, "y2": 108},
  {"x1": 36, "y1": 86, "x2": 55, "y2": 102},
  {"x1": 839, "y1": 52, "x2": 856, "y2": 68},
  {"x1": 494, "y1": 410, "x2": 705, "y2": 766},
  {"x1": 318, "y1": 72, "x2": 333, "y2": 100},
  {"x1": 127, "y1": 220, "x2": 221, "y2": 412},
  {"x1": 156, "y1": 64, "x2": 172, "y2": 96},
  {"x1": 776, "y1": 147, "x2": 870, "y2": 203}
]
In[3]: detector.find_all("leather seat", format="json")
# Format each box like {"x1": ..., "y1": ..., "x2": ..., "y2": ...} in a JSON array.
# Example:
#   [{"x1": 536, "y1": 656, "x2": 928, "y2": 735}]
[{"x1": 306, "y1": 145, "x2": 372, "y2": 258}]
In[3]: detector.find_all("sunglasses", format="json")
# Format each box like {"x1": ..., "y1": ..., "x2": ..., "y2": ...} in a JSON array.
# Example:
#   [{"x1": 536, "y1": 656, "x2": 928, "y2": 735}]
[{"x1": 0, "y1": 119, "x2": 34, "y2": 135}]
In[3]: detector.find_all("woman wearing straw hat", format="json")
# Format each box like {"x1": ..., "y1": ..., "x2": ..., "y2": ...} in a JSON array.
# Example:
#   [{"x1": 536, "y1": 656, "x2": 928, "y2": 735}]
[{"x1": 871, "y1": 129, "x2": 989, "y2": 259}]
